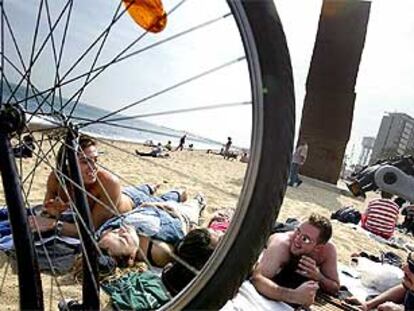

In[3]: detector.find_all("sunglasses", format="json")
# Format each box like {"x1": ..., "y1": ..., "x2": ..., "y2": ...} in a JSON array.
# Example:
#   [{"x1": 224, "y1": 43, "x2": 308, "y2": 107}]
[{"x1": 295, "y1": 228, "x2": 315, "y2": 245}]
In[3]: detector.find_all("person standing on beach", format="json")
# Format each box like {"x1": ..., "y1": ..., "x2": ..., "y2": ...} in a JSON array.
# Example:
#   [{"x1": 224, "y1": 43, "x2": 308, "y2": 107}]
[
  {"x1": 175, "y1": 134, "x2": 187, "y2": 151},
  {"x1": 288, "y1": 141, "x2": 308, "y2": 187},
  {"x1": 251, "y1": 213, "x2": 339, "y2": 308},
  {"x1": 224, "y1": 137, "x2": 232, "y2": 158}
]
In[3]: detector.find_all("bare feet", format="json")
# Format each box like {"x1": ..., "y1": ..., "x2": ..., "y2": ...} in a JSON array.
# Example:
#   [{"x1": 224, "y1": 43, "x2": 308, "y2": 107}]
[{"x1": 179, "y1": 189, "x2": 188, "y2": 202}]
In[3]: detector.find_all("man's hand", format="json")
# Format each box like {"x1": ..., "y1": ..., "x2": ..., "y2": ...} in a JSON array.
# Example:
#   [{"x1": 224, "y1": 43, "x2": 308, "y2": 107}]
[
  {"x1": 377, "y1": 301, "x2": 404, "y2": 311},
  {"x1": 297, "y1": 255, "x2": 321, "y2": 281},
  {"x1": 44, "y1": 197, "x2": 68, "y2": 217},
  {"x1": 294, "y1": 281, "x2": 319, "y2": 307},
  {"x1": 28, "y1": 215, "x2": 56, "y2": 232}
]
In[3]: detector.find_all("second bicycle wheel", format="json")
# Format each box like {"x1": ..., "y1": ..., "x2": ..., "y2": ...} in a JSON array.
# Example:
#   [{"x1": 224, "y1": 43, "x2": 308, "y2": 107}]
[{"x1": 0, "y1": 0, "x2": 294, "y2": 309}]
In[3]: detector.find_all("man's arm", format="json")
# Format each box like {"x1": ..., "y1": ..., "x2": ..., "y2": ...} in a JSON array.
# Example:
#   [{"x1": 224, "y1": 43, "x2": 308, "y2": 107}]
[
  {"x1": 364, "y1": 284, "x2": 406, "y2": 310},
  {"x1": 28, "y1": 215, "x2": 79, "y2": 237},
  {"x1": 251, "y1": 266, "x2": 318, "y2": 306},
  {"x1": 316, "y1": 243, "x2": 340, "y2": 294},
  {"x1": 30, "y1": 171, "x2": 123, "y2": 238},
  {"x1": 250, "y1": 234, "x2": 318, "y2": 306},
  {"x1": 295, "y1": 243, "x2": 339, "y2": 295},
  {"x1": 89, "y1": 171, "x2": 123, "y2": 230},
  {"x1": 43, "y1": 172, "x2": 70, "y2": 216}
]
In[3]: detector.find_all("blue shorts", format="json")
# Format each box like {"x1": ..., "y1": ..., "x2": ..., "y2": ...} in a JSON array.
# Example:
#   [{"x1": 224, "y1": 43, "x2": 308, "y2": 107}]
[
  {"x1": 122, "y1": 184, "x2": 181, "y2": 208},
  {"x1": 97, "y1": 206, "x2": 184, "y2": 244}
]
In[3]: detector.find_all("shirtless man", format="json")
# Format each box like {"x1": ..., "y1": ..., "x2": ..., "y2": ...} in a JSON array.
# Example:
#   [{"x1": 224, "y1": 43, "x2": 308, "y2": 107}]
[
  {"x1": 28, "y1": 136, "x2": 133, "y2": 237},
  {"x1": 251, "y1": 213, "x2": 339, "y2": 308}
]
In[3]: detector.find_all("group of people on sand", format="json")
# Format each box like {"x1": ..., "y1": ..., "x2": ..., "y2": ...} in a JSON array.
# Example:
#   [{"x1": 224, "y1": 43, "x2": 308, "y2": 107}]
[
  {"x1": 205, "y1": 136, "x2": 250, "y2": 163},
  {"x1": 0, "y1": 135, "x2": 232, "y2": 302},
  {"x1": 6, "y1": 134, "x2": 414, "y2": 310},
  {"x1": 135, "y1": 134, "x2": 195, "y2": 158}
]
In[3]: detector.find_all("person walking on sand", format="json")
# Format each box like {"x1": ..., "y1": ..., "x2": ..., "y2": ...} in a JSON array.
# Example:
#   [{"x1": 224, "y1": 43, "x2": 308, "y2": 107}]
[
  {"x1": 175, "y1": 134, "x2": 187, "y2": 151},
  {"x1": 224, "y1": 137, "x2": 232, "y2": 157},
  {"x1": 288, "y1": 141, "x2": 308, "y2": 187}
]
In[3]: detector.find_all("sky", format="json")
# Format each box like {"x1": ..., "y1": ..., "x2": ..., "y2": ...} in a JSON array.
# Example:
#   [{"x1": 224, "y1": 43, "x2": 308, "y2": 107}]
[
  {"x1": 276, "y1": 0, "x2": 414, "y2": 163},
  {"x1": 4, "y1": 0, "x2": 414, "y2": 159}
]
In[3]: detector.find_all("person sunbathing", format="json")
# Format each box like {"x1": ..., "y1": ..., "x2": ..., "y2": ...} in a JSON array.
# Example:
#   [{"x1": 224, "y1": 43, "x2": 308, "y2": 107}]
[
  {"x1": 251, "y1": 213, "x2": 340, "y2": 308},
  {"x1": 161, "y1": 227, "x2": 221, "y2": 296},
  {"x1": 135, "y1": 143, "x2": 169, "y2": 158},
  {"x1": 97, "y1": 195, "x2": 207, "y2": 268},
  {"x1": 28, "y1": 135, "x2": 134, "y2": 237},
  {"x1": 27, "y1": 135, "x2": 184, "y2": 238}
]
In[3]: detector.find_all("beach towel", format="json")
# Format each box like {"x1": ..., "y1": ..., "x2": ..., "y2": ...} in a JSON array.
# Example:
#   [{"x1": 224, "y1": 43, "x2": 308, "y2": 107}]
[
  {"x1": 220, "y1": 280, "x2": 294, "y2": 311},
  {"x1": 220, "y1": 264, "x2": 382, "y2": 311}
]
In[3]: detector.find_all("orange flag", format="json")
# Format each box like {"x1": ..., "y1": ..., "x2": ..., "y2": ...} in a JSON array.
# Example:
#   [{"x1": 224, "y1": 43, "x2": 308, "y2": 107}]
[{"x1": 122, "y1": 0, "x2": 167, "y2": 33}]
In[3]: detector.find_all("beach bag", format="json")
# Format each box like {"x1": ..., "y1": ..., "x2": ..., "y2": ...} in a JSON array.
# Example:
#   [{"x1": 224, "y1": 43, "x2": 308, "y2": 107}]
[{"x1": 331, "y1": 206, "x2": 361, "y2": 224}]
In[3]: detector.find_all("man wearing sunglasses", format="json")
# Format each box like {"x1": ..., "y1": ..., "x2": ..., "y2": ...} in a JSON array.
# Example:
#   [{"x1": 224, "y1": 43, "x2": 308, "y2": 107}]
[{"x1": 251, "y1": 213, "x2": 339, "y2": 308}]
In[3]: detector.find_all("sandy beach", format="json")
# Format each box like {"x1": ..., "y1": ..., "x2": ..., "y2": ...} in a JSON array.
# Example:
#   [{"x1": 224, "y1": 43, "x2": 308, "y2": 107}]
[{"x1": 0, "y1": 138, "x2": 412, "y2": 309}]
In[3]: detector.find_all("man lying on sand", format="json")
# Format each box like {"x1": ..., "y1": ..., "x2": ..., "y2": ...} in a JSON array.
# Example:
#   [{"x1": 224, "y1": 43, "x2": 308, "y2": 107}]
[
  {"x1": 28, "y1": 136, "x2": 180, "y2": 238},
  {"x1": 251, "y1": 213, "x2": 339, "y2": 308},
  {"x1": 28, "y1": 135, "x2": 133, "y2": 237}
]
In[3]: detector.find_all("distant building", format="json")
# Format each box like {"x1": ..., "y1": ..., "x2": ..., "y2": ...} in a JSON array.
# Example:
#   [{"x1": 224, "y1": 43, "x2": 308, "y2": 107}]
[
  {"x1": 370, "y1": 112, "x2": 414, "y2": 163},
  {"x1": 358, "y1": 136, "x2": 375, "y2": 166}
]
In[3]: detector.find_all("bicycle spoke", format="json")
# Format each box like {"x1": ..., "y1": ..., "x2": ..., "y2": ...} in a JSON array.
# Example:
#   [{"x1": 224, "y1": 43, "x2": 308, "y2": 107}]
[
  {"x1": 44, "y1": 0, "x2": 69, "y2": 112},
  {"x1": 0, "y1": 9, "x2": 57, "y2": 118},
  {"x1": 86, "y1": 57, "x2": 245, "y2": 126},
  {"x1": 5, "y1": 0, "x2": 73, "y2": 105},
  {"x1": 94, "y1": 137, "x2": 240, "y2": 200},
  {"x1": 21, "y1": 132, "x2": 59, "y2": 200},
  {"x1": 59, "y1": 0, "x2": 189, "y2": 119},
  {"x1": 0, "y1": 0, "x2": 272, "y2": 308},
  {"x1": 66, "y1": 1, "x2": 124, "y2": 119},
  {"x1": 11, "y1": 11, "x2": 230, "y2": 110},
  {"x1": 106, "y1": 100, "x2": 251, "y2": 123},
  {"x1": 23, "y1": 0, "x2": 44, "y2": 111},
  {"x1": 0, "y1": 260, "x2": 10, "y2": 296}
]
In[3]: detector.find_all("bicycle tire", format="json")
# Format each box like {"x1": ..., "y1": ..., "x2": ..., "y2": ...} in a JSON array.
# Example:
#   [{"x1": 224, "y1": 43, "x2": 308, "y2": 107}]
[
  {"x1": 164, "y1": 0, "x2": 295, "y2": 309},
  {"x1": 0, "y1": 0, "x2": 294, "y2": 309}
]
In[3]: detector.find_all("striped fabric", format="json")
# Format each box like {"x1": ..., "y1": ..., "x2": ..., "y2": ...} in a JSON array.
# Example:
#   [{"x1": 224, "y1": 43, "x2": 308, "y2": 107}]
[{"x1": 362, "y1": 198, "x2": 399, "y2": 239}]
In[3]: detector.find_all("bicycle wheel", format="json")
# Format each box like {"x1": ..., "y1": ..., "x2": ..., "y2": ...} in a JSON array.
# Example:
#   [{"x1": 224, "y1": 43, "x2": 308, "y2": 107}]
[{"x1": 0, "y1": 0, "x2": 294, "y2": 309}]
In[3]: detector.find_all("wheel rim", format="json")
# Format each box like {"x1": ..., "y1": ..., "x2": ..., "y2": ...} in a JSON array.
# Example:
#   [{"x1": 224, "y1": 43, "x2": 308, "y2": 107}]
[{"x1": 0, "y1": 0, "x2": 294, "y2": 309}]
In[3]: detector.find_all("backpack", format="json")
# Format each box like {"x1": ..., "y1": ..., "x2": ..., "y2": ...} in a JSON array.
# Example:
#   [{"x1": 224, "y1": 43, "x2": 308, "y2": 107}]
[{"x1": 331, "y1": 206, "x2": 361, "y2": 224}]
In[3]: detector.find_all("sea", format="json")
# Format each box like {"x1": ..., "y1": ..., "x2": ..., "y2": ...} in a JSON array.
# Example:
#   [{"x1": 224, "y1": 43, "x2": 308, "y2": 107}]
[{"x1": 2, "y1": 83, "x2": 224, "y2": 150}]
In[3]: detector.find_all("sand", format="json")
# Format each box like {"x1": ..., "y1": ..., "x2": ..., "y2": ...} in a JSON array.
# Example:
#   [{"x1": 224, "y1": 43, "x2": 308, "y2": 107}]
[{"x1": 0, "y1": 138, "x2": 412, "y2": 309}]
